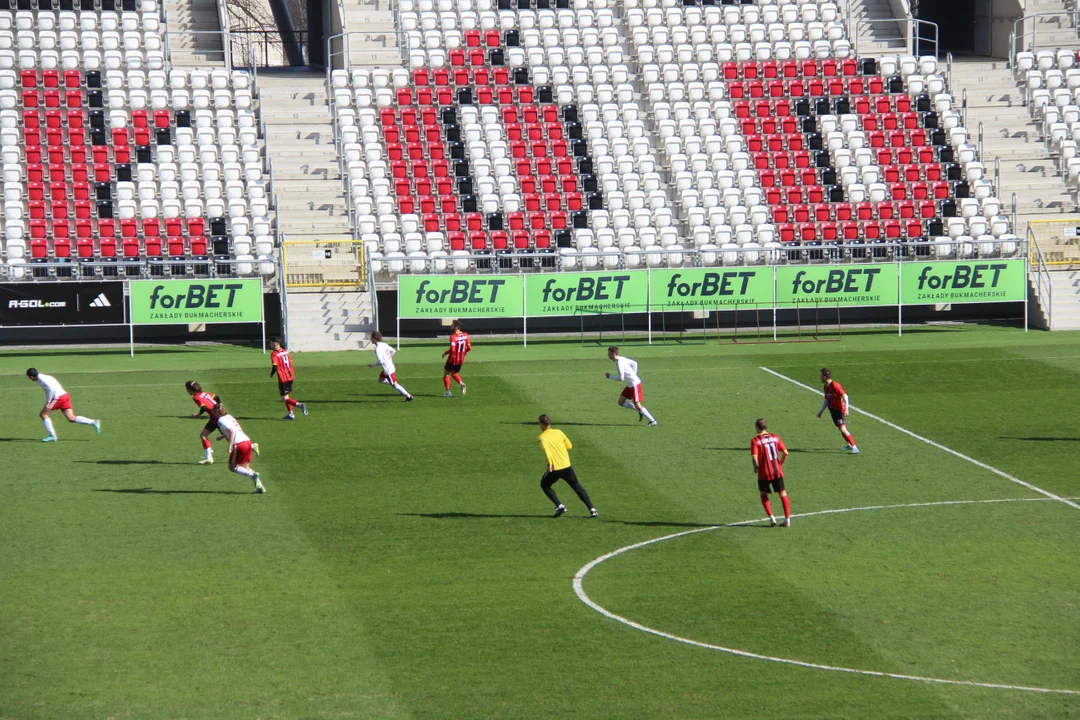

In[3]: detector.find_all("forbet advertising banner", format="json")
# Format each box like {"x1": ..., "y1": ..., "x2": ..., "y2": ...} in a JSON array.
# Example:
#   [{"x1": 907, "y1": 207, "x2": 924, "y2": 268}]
[
  {"x1": 398, "y1": 276, "x2": 524, "y2": 318},
  {"x1": 649, "y1": 268, "x2": 774, "y2": 310},
  {"x1": 900, "y1": 260, "x2": 1026, "y2": 305},
  {"x1": 775, "y1": 265, "x2": 899, "y2": 308},
  {"x1": 129, "y1": 279, "x2": 264, "y2": 325},
  {"x1": 525, "y1": 271, "x2": 648, "y2": 317}
]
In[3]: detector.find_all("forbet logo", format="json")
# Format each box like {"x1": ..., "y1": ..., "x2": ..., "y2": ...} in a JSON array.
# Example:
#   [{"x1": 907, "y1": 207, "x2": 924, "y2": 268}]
[
  {"x1": 664, "y1": 271, "x2": 759, "y2": 298},
  {"x1": 790, "y1": 268, "x2": 882, "y2": 296},
  {"x1": 413, "y1": 279, "x2": 508, "y2": 305},
  {"x1": 915, "y1": 263, "x2": 1009, "y2": 290},
  {"x1": 148, "y1": 283, "x2": 245, "y2": 309},
  {"x1": 540, "y1": 275, "x2": 631, "y2": 303}
]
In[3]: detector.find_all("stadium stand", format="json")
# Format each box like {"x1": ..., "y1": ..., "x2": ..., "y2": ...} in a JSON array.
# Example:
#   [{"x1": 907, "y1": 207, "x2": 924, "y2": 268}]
[
  {"x1": 329, "y1": 0, "x2": 1018, "y2": 277},
  {"x1": 1015, "y1": 48, "x2": 1080, "y2": 192},
  {"x1": 0, "y1": 2, "x2": 274, "y2": 280}
]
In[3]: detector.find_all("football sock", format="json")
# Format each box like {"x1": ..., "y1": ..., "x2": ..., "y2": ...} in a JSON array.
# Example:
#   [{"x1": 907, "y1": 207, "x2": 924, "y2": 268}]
[
  {"x1": 781, "y1": 495, "x2": 791, "y2": 519},
  {"x1": 452, "y1": 373, "x2": 463, "y2": 385},
  {"x1": 232, "y1": 466, "x2": 256, "y2": 478},
  {"x1": 620, "y1": 399, "x2": 636, "y2": 410},
  {"x1": 42, "y1": 417, "x2": 56, "y2": 437},
  {"x1": 845, "y1": 432, "x2": 856, "y2": 447},
  {"x1": 443, "y1": 375, "x2": 451, "y2": 390},
  {"x1": 201, "y1": 437, "x2": 212, "y2": 450},
  {"x1": 75, "y1": 416, "x2": 95, "y2": 425},
  {"x1": 204, "y1": 447, "x2": 213, "y2": 460},
  {"x1": 639, "y1": 406, "x2": 656, "y2": 423},
  {"x1": 392, "y1": 382, "x2": 410, "y2": 397},
  {"x1": 379, "y1": 377, "x2": 391, "y2": 386},
  {"x1": 760, "y1": 495, "x2": 773, "y2": 518},
  {"x1": 566, "y1": 478, "x2": 594, "y2": 510},
  {"x1": 284, "y1": 398, "x2": 298, "y2": 410}
]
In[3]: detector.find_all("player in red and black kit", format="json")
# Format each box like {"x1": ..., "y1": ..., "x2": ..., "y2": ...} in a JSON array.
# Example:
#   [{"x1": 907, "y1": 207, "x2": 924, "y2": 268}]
[
  {"x1": 442, "y1": 320, "x2": 471, "y2": 398},
  {"x1": 817, "y1": 367, "x2": 859, "y2": 454},
  {"x1": 186, "y1": 380, "x2": 220, "y2": 464},
  {"x1": 270, "y1": 337, "x2": 307, "y2": 420},
  {"x1": 751, "y1": 418, "x2": 791, "y2": 527}
]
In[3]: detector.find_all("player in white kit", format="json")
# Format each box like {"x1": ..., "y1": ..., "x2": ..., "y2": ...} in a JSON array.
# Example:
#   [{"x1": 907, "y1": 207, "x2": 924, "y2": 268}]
[
  {"x1": 604, "y1": 347, "x2": 657, "y2": 426},
  {"x1": 212, "y1": 403, "x2": 265, "y2": 493},
  {"x1": 26, "y1": 368, "x2": 101, "y2": 442},
  {"x1": 368, "y1": 332, "x2": 414, "y2": 401}
]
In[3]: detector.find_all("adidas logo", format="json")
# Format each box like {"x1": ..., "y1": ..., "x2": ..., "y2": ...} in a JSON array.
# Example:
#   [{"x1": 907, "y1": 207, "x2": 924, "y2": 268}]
[{"x1": 88, "y1": 293, "x2": 111, "y2": 308}]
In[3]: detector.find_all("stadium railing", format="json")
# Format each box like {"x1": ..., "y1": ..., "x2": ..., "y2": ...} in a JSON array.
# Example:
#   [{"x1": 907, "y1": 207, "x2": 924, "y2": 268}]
[
  {"x1": 1027, "y1": 218, "x2": 1080, "y2": 267},
  {"x1": 1028, "y1": 225, "x2": 1054, "y2": 328},
  {"x1": 281, "y1": 239, "x2": 368, "y2": 289}
]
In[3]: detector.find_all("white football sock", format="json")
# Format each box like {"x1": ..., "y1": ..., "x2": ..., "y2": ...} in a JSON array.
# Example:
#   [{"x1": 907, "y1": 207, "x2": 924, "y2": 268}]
[
  {"x1": 379, "y1": 377, "x2": 391, "y2": 385},
  {"x1": 75, "y1": 416, "x2": 95, "y2": 425},
  {"x1": 204, "y1": 447, "x2": 213, "y2": 460},
  {"x1": 620, "y1": 399, "x2": 636, "y2": 410},
  {"x1": 392, "y1": 382, "x2": 410, "y2": 397},
  {"x1": 43, "y1": 417, "x2": 56, "y2": 437},
  {"x1": 640, "y1": 407, "x2": 656, "y2": 422},
  {"x1": 232, "y1": 466, "x2": 256, "y2": 478}
]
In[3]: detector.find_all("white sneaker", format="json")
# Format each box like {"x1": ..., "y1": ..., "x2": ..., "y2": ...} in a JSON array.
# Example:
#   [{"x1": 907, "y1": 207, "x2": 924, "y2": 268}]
[
  {"x1": 647, "y1": 420, "x2": 658, "y2": 426},
  {"x1": 781, "y1": 518, "x2": 791, "y2": 527},
  {"x1": 850, "y1": 446, "x2": 860, "y2": 455},
  {"x1": 444, "y1": 390, "x2": 452, "y2": 398},
  {"x1": 769, "y1": 517, "x2": 778, "y2": 527},
  {"x1": 198, "y1": 457, "x2": 213, "y2": 465},
  {"x1": 300, "y1": 402, "x2": 309, "y2": 416},
  {"x1": 553, "y1": 504, "x2": 567, "y2": 518},
  {"x1": 460, "y1": 382, "x2": 467, "y2": 396}
]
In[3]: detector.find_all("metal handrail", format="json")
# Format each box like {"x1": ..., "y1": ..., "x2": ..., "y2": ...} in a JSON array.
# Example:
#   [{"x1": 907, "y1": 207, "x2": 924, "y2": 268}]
[
  {"x1": 163, "y1": 30, "x2": 232, "y2": 70},
  {"x1": 1028, "y1": 227, "x2": 1053, "y2": 327},
  {"x1": 1010, "y1": 11, "x2": 1080, "y2": 70},
  {"x1": 851, "y1": 15, "x2": 939, "y2": 58}
]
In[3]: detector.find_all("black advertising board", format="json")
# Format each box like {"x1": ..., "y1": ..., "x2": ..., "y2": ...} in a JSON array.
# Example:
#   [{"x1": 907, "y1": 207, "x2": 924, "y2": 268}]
[{"x1": 0, "y1": 283, "x2": 126, "y2": 326}]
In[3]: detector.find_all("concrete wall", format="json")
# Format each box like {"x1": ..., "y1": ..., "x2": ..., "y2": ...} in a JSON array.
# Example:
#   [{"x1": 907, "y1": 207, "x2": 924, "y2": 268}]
[{"x1": 992, "y1": 0, "x2": 1024, "y2": 57}]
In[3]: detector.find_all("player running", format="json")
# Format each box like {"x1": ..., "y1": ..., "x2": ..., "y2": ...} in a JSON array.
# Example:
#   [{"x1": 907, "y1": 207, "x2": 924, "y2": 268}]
[
  {"x1": 442, "y1": 320, "x2": 471, "y2": 398},
  {"x1": 604, "y1": 346, "x2": 657, "y2": 426},
  {"x1": 817, "y1": 368, "x2": 859, "y2": 454},
  {"x1": 538, "y1": 414, "x2": 597, "y2": 518},
  {"x1": 270, "y1": 337, "x2": 307, "y2": 421},
  {"x1": 211, "y1": 402, "x2": 265, "y2": 493},
  {"x1": 26, "y1": 368, "x2": 100, "y2": 442},
  {"x1": 186, "y1": 380, "x2": 220, "y2": 464},
  {"x1": 368, "y1": 332, "x2": 414, "y2": 401},
  {"x1": 751, "y1": 418, "x2": 791, "y2": 527}
]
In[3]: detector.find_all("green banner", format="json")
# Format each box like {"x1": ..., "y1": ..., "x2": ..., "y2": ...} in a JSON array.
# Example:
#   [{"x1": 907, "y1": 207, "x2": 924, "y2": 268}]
[
  {"x1": 900, "y1": 259, "x2": 1027, "y2": 305},
  {"x1": 525, "y1": 271, "x2": 648, "y2": 317},
  {"x1": 776, "y1": 265, "x2": 899, "y2": 308},
  {"x1": 650, "y1": 268, "x2": 774, "y2": 310},
  {"x1": 130, "y1": 279, "x2": 263, "y2": 325},
  {"x1": 398, "y1": 276, "x2": 524, "y2": 318}
]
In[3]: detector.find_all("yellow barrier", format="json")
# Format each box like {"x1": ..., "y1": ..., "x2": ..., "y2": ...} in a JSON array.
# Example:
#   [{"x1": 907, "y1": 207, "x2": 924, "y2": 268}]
[
  {"x1": 282, "y1": 240, "x2": 367, "y2": 289},
  {"x1": 1028, "y1": 218, "x2": 1080, "y2": 265}
]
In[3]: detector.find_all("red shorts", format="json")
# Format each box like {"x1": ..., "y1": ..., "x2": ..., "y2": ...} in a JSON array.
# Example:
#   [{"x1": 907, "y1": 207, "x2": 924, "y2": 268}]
[
  {"x1": 46, "y1": 393, "x2": 73, "y2": 412},
  {"x1": 379, "y1": 371, "x2": 398, "y2": 384},
  {"x1": 230, "y1": 440, "x2": 253, "y2": 466},
  {"x1": 620, "y1": 384, "x2": 643, "y2": 403}
]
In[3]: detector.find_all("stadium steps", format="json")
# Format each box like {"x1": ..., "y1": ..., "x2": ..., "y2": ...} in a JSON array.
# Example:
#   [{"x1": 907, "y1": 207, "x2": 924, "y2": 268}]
[
  {"x1": 341, "y1": 0, "x2": 402, "y2": 67},
  {"x1": 285, "y1": 291, "x2": 376, "y2": 351},
  {"x1": 849, "y1": 0, "x2": 908, "y2": 56},
  {"x1": 165, "y1": 0, "x2": 226, "y2": 66},
  {"x1": 956, "y1": 58, "x2": 1078, "y2": 238},
  {"x1": 1047, "y1": 270, "x2": 1080, "y2": 329},
  {"x1": 257, "y1": 73, "x2": 354, "y2": 240}
]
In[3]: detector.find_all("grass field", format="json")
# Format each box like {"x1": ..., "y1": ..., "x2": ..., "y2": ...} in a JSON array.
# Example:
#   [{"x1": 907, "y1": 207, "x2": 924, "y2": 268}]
[{"x1": 1, "y1": 326, "x2": 1078, "y2": 719}]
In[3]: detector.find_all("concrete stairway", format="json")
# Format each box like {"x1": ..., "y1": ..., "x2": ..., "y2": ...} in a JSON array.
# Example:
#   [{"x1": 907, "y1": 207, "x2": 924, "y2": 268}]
[
  {"x1": 164, "y1": 0, "x2": 225, "y2": 66},
  {"x1": 340, "y1": 0, "x2": 401, "y2": 67},
  {"x1": 1018, "y1": 0, "x2": 1080, "y2": 52},
  {"x1": 255, "y1": 72, "x2": 352, "y2": 242},
  {"x1": 1046, "y1": 270, "x2": 1080, "y2": 329},
  {"x1": 285, "y1": 291, "x2": 376, "y2": 351},
  {"x1": 848, "y1": 0, "x2": 907, "y2": 56},
  {"x1": 952, "y1": 57, "x2": 1077, "y2": 238}
]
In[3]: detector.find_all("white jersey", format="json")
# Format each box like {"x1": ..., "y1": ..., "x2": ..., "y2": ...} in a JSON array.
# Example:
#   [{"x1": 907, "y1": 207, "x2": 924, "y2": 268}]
[
  {"x1": 216, "y1": 414, "x2": 250, "y2": 445},
  {"x1": 374, "y1": 341, "x2": 397, "y2": 375},
  {"x1": 36, "y1": 373, "x2": 67, "y2": 404},
  {"x1": 612, "y1": 356, "x2": 641, "y2": 388}
]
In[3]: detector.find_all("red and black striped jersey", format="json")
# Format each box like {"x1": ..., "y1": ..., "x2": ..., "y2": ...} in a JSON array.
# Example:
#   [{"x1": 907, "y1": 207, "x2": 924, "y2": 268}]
[
  {"x1": 751, "y1": 432, "x2": 787, "y2": 481},
  {"x1": 447, "y1": 331, "x2": 471, "y2": 366},
  {"x1": 824, "y1": 380, "x2": 847, "y2": 412},
  {"x1": 271, "y1": 348, "x2": 295, "y2": 382},
  {"x1": 192, "y1": 391, "x2": 217, "y2": 413}
]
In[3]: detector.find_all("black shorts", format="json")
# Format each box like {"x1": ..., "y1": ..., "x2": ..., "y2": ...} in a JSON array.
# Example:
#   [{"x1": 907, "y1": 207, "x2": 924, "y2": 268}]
[
  {"x1": 758, "y1": 477, "x2": 785, "y2": 494},
  {"x1": 202, "y1": 418, "x2": 219, "y2": 435},
  {"x1": 278, "y1": 380, "x2": 293, "y2": 396},
  {"x1": 829, "y1": 408, "x2": 846, "y2": 426},
  {"x1": 444, "y1": 362, "x2": 462, "y2": 374},
  {"x1": 542, "y1": 466, "x2": 579, "y2": 486}
]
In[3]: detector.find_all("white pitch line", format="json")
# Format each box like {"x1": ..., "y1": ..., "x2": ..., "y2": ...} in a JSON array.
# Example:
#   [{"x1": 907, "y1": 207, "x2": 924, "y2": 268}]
[
  {"x1": 760, "y1": 366, "x2": 1080, "y2": 512},
  {"x1": 573, "y1": 498, "x2": 1080, "y2": 695}
]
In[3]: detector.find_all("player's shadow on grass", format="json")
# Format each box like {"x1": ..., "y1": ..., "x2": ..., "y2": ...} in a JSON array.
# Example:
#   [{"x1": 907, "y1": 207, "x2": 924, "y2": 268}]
[
  {"x1": 500, "y1": 421, "x2": 628, "y2": 427},
  {"x1": 0, "y1": 437, "x2": 88, "y2": 442},
  {"x1": 399, "y1": 512, "x2": 555, "y2": 520},
  {"x1": 77, "y1": 459, "x2": 193, "y2": 466},
  {"x1": 706, "y1": 447, "x2": 844, "y2": 454},
  {"x1": 93, "y1": 488, "x2": 250, "y2": 495},
  {"x1": 999, "y1": 436, "x2": 1080, "y2": 442}
]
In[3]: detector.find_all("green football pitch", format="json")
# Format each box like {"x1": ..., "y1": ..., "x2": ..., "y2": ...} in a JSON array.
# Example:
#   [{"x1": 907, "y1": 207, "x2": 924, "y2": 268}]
[{"x1": 1, "y1": 325, "x2": 1078, "y2": 719}]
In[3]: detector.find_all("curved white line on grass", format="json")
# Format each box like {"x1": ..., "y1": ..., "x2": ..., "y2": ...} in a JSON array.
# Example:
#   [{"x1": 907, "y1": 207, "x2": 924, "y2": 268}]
[
  {"x1": 573, "y1": 498, "x2": 1080, "y2": 695},
  {"x1": 759, "y1": 366, "x2": 1080, "y2": 512}
]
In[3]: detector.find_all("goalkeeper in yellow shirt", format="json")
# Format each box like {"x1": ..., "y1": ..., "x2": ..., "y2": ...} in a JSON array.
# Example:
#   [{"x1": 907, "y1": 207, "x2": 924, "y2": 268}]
[{"x1": 538, "y1": 414, "x2": 598, "y2": 518}]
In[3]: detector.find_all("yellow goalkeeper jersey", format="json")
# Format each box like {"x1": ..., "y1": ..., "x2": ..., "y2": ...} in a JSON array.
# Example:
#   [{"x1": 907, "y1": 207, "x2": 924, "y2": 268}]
[{"x1": 539, "y1": 428, "x2": 573, "y2": 471}]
